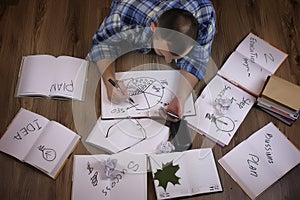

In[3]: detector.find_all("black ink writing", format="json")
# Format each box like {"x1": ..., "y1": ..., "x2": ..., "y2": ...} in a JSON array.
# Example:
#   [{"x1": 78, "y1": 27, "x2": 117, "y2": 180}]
[
  {"x1": 127, "y1": 161, "x2": 139, "y2": 171},
  {"x1": 86, "y1": 162, "x2": 98, "y2": 186},
  {"x1": 264, "y1": 133, "x2": 274, "y2": 164},
  {"x1": 38, "y1": 145, "x2": 56, "y2": 161},
  {"x1": 87, "y1": 162, "x2": 93, "y2": 175},
  {"x1": 249, "y1": 37, "x2": 258, "y2": 63},
  {"x1": 205, "y1": 113, "x2": 235, "y2": 133},
  {"x1": 160, "y1": 79, "x2": 168, "y2": 86},
  {"x1": 217, "y1": 85, "x2": 231, "y2": 99},
  {"x1": 111, "y1": 107, "x2": 126, "y2": 114},
  {"x1": 264, "y1": 53, "x2": 274, "y2": 64},
  {"x1": 14, "y1": 119, "x2": 42, "y2": 140},
  {"x1": 209, "y1": 184, "x2": 220, "y2": 191},
  {"x1": 152, "y1": 85, "x2": 161, "y2": 92},
  {"x1": 90, "y1": 171, "x2": 98, "y2": 186},
  {"x1": 49, "y1": 80, "x2": 74, "y2": 93},
  {"x1": 102, "y1": 173, "x2": 124, "y2": 196},
  {"x1": 247, "y1": 153, "x2": 260, "y2": 177},
  {"x1": 159, "y1": 192, "x2": 171, "y2": 198},
  {"x1": 236, "y1": 97, "x2": 251, "y2": 109},
  {"x1": 101, "y1": 160, "x2": 139, "y2": 196},
  {"x1": 242, "y1": 58, "x2": 251, "y2": 77}
]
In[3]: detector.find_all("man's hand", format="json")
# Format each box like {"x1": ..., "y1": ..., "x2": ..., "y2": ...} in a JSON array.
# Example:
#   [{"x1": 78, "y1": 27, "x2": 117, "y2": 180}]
[
  {"x1": 159, "y1": 97, "x2": 182, "y2": 122},
  {"x1": 105, "y1": 78, "x2": 129, "y2": 104},
  {"x1": 160, "y1": 70, "x2": 199, "y2": 122},
  {"x1": 97, "y1": 58, "x2": 129, "y2": 104}
]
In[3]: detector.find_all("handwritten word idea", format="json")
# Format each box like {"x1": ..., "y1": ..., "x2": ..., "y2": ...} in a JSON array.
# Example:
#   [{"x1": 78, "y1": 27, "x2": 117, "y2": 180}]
[{"x1": 14, "y1": 119, "x2": 42, "y2": 140}]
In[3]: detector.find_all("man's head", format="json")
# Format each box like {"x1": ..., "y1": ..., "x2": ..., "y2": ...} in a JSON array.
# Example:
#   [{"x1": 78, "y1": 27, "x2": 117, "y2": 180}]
[{"x1": 151, "y1": 8, "x2": 199, "y2": 63}]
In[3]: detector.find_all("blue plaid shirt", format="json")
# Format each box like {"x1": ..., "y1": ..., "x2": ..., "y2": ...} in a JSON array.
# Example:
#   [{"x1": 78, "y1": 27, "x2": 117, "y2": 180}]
[{"x1": 89, "y1": 0, "x2": 216, "y2": 80}]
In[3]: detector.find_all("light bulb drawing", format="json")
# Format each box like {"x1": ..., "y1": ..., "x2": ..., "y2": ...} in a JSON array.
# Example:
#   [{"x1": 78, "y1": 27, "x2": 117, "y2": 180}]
[
  {"x1": 205, "y1": 113, "x2": 236, "y2": 134},
  {"x1": 38, "y1": 145, "x2": 57, "y2": 162}
]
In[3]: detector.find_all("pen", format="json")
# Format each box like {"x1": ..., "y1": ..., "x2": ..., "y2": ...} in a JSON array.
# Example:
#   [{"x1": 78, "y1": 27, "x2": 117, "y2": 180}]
[
  {"x1": 160, "y1": 107, "x2": 180, "y2": 119},
  {"x1": 108, "y1": 79, "x2": 135, "y2": 104}
]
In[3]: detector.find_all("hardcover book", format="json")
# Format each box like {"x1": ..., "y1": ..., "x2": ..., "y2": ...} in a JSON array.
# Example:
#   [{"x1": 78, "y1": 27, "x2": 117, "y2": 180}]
[
  {"x1": 149, "y1": 148, "x2": 222, "y2": 199},
  {"x1": 218, "y1": 122, "x2": 300, "y2": 199},
  {"x1": 15, "y1": 54, "x2": 88, "y2": 101},
  {"x1": 72, "y1": 152, "x2": 147, "y2": 200},
  {"x1": 0, "y1": 108, "x2": 81, "y2": 179}
]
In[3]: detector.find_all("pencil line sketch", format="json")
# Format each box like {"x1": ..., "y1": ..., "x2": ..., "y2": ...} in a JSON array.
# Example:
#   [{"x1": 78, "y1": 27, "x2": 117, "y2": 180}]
[
  {"x1": 205, "y1": 113, "x2": 236, "y2": 136},
  {"x1": 105, "y1": 118, "x2": 147, "y2": 153},
  {"x1": 121, "y1": 77, "x2": 168, "y2": 111}
]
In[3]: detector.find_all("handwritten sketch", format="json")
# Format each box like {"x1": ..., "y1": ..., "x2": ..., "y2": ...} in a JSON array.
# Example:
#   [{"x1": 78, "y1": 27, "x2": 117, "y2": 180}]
[
  {"x1": 125, "y1": 77, "x2": 165, "y2": 110},
  {"x1": 186, "y1": 75, "x2": 256, "y2": 146},
  {"x1": 72, "y1": 153, "x2": 147, "y2": 200},
  {"x1": 86, "y1": 117, "x2": 169, "y2": 154},
  {"x1": 101, "y1": 70, "x2": 196, "y2": 119},
  {"x1": 205, "y1": 113, "x2": 236, "y2": 135},
  {"x1": 38, "y1": 145, "x2": 57, "y2": 161},
  {"x1": 105, "y1": 119, "x2": 147, "y2": 152}
]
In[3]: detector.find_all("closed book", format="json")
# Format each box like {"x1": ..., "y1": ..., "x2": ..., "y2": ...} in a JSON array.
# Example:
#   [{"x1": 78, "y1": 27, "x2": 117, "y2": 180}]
[
  {"x1": 256, "y1": 97, "x2": 299, "y2": 120},
  {"x1": 256, "y1": 106, "x2": 295, "y2": 126},
  {"x1": 261, "y1": 75, "x2": 300, "y2": 113}
]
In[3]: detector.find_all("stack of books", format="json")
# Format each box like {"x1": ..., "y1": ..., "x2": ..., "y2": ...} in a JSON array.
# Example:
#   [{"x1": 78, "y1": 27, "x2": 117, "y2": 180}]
[{"x1": 256, "y1": 75, "x2": 300, "y2": 125}]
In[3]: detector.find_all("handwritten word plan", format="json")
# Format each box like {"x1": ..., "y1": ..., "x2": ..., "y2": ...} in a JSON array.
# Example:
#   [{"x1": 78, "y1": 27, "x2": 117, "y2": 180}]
[
  {"x1": 149, "y1": 148, "x2": 222, "y2": 200},
  {"x1": 72, "y1": 152, "x2": 147, "y2": 200},
  {"x1": 86, "y1": 117, "x2": 169, "y2": 154},
  {"x1": 0, "y1": 108, "x2": 80, "y2": 179},
  {"x1": 101, "y1": 70, "x2": 195, "y2": 119},
  {"x1": 15, "y1": 55, "x2": 88, "y2": 100},
  {"x1": 218, "y1": 33, "x2": 288, "y2": 96},
  {"x1": 218, "y1": 122, "x2": 300, "y2": 199},
  {"x1": 186, "y1": 75, "x2": 256, "y2": 146}
]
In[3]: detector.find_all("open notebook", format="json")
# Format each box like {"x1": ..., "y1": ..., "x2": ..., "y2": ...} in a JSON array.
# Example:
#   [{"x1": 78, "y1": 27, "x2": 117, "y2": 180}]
[
  {"x1": 219, "y1": 122, "x2": 300, "y2": 199},
  {"x1": 186, "y1": 75, "x2": 256, "y2": 146},
  {"x1": 101, "y1": 70, "x2": 195, "y2": 119},
  {"x1": 15, "y1": 55, "x2": 88, "y2": 101},
  {"x1": 218, "y1": 33, "x2": 287, "y2": 97},
  {"x1": 186, "y1": 32, "x2": 287, "y2": 146},
  {"x1": 149, "y1": 148, "x2": 222, "y2": 199},
  {"x1": 72, "y1": 152, "x2": 147, "y2": 200},
  {"x1": 86, "y1": 117, "x2": 169, "y2": 154},
  {"x1": 0, "y1": 108, "x2": 81, "y2": 179}
]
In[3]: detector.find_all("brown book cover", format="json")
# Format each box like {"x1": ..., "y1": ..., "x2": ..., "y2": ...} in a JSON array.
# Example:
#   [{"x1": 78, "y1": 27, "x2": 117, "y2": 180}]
[{"x1": 262, "y1": 75, "x2": 300, "y2": 112}]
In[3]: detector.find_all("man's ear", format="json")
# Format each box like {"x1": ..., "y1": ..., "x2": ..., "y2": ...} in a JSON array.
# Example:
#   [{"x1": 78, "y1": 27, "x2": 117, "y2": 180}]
[{"x1": 150, "y1": 22, "x2": 157, "y2": 32}]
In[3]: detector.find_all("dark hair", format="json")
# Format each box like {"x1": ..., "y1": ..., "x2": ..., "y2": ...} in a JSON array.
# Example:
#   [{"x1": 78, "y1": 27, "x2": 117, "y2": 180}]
[{"x1": 156, "y1": 8, "x2": 199, "y2": 56}]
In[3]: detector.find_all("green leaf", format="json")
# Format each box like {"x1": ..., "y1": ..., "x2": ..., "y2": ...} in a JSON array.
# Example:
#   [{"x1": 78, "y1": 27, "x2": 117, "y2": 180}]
[{"x1": 153, "y1": 161, "x2": 180, "y2": 191}]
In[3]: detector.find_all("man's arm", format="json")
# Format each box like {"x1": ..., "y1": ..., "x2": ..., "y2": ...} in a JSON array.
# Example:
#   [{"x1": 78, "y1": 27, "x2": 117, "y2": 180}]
[
  {"x1": 96, "y1": 58, "x2": 129, "y2": 104},
  {"x1": 162, "y1": 70, "x2": 198, "y2": 121}
]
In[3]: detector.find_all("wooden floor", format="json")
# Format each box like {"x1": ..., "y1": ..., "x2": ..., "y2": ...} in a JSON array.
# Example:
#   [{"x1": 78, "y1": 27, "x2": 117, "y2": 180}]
[{"x1": 0, "y1": 0, "x2": 299, "y2": 199}]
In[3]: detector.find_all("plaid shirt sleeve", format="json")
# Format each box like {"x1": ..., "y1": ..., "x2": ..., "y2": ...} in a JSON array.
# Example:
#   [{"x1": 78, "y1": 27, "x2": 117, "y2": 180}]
[
  {"x1": 89, "y1": 13, "x2": 126, "y2": 61},
  {"x1": 89, "y1": 13, "x2": 152, "y2": 62},
  {"x1": 176, "y1": 4, "x2": 216, "y2": 80}
]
